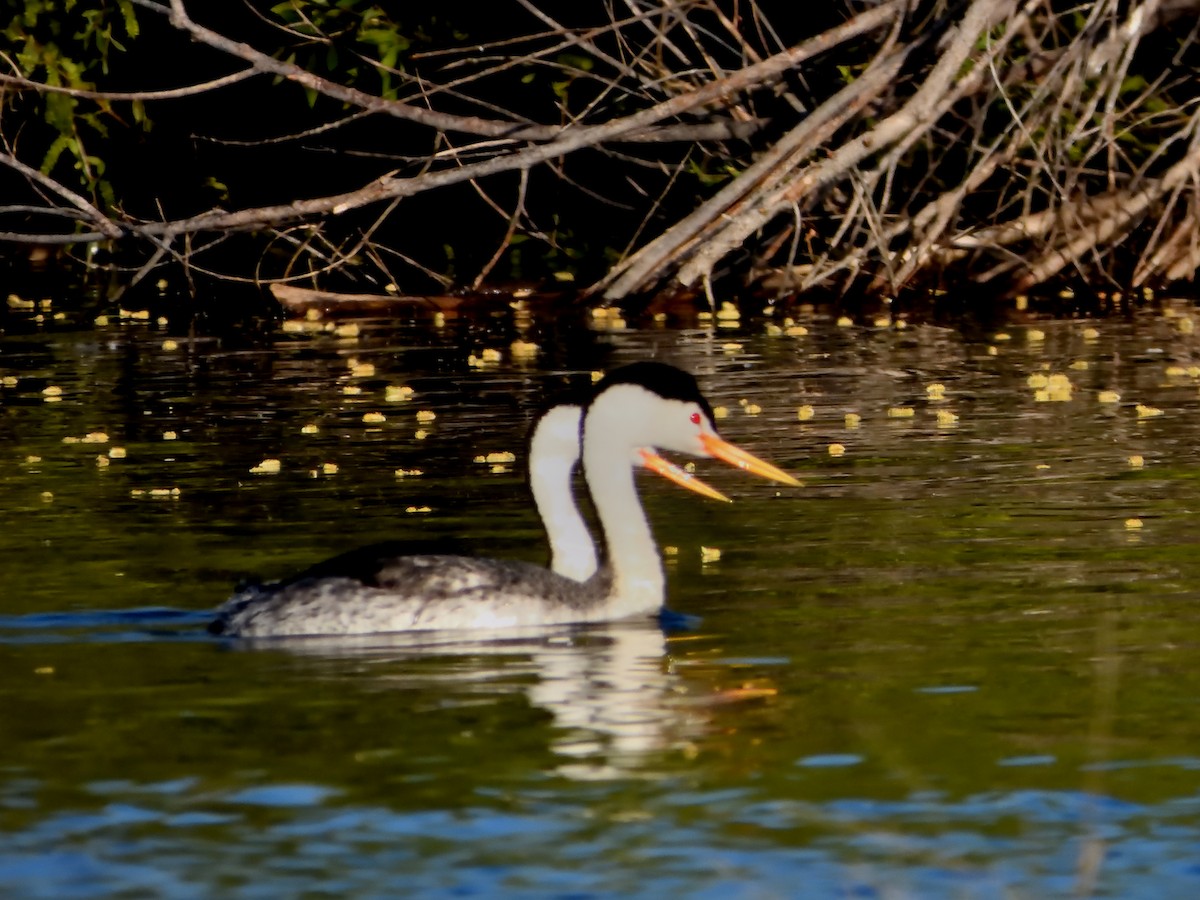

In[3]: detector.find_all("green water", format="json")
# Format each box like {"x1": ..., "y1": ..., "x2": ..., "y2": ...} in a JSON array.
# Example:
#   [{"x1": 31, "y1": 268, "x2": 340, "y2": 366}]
[{"x1": 2, "y1": 301, "x2": 1200, "y2": 897}]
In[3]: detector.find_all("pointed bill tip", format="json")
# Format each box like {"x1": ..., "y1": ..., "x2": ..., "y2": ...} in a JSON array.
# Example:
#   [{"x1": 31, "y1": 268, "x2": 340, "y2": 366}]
[{"x1": 699, "y1": 433, "x2": 802, "y2": 487}]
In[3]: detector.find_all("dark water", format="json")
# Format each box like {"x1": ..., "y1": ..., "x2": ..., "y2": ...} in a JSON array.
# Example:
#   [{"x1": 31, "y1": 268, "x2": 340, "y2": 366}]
[{"x1": 3, "y1": 299, "x2": 1200, "y2": 897}]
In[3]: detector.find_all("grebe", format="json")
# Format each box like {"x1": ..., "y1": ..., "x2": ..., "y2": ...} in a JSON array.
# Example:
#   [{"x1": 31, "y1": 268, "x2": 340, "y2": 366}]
[
  {"x1": 211, "y1": 398, "x2": 719, "y2": 634},
  {"x1": 529, "y1": 402, "x2": 727, "y2": 581},
  {"x1": 210, "y1": 362, "x2": 798, "y2": 637}
]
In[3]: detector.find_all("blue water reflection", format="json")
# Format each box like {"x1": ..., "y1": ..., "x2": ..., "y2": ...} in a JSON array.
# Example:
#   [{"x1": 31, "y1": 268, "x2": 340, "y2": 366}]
[{"x1": 2, "y1": 782, "x2": 1198, "y2": 897}]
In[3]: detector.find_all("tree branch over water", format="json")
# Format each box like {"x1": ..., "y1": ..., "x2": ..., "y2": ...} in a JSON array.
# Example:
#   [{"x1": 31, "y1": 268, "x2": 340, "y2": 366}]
[{"x1": 2, "y1": 0, "x2": 1200, "y2": 302}]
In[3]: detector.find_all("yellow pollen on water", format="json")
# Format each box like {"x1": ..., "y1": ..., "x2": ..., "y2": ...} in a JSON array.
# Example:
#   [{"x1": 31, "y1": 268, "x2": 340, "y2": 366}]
[
  {"x1": 1032, "y1": 373, "x2": 1073, "y2": 402},
  {"x1": 716, "y1": 301, "x2": 740, "y2": 321},
  {"x1": 511, "y1": 340, "x2": 539, "y2": 359}
]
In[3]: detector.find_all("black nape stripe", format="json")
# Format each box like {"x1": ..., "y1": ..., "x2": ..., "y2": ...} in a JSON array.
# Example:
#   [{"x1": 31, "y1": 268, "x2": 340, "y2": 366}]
[{"x1": 589, "y1": 362, "x2": 716, "y2": 426}]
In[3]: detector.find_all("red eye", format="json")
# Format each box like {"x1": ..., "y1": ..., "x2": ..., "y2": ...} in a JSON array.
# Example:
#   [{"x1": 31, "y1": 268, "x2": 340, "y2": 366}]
[{"x1": 690, "y1": 412, "x2": 701, "y2": 425}]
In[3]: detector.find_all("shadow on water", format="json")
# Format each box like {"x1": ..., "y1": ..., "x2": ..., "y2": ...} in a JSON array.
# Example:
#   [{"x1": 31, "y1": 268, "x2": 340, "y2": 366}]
[{"x1": 3, "y1": 298, "x2": 1200, "y2": 895}]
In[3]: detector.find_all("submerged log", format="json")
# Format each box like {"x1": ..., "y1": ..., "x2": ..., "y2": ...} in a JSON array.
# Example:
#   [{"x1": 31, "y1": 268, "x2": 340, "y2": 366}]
[{"x1": 271, "y1": 284, "x2": 463, "y2": 317}]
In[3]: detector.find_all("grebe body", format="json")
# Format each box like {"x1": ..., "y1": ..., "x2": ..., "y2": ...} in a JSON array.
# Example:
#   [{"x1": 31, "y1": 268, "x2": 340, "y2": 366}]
[{"x1": 211, "y1": 362, "x2": 797, "y2": 637}]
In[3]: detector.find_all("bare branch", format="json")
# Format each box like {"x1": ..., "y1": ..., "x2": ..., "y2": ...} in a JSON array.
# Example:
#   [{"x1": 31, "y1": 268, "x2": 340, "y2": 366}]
[{"x1": 0, "y1": 150, "x2": 124, "y2": 239}]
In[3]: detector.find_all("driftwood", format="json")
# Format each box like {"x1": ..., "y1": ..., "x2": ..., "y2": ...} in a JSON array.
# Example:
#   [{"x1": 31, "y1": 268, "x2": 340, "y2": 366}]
[
  {"x1": 271, "y1": 284, "x2": 463, "y2": 317},
  {"x1": 2, "y1": 0, "x2": 1200, "y2": 305},
  {"x1": 270, "y1": 283, "x2": 574, "y2": 319}
]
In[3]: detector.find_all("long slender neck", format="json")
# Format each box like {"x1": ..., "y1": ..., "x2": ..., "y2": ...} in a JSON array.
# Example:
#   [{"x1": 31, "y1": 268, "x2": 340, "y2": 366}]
[
  {"x1": 528, "y1": 405, "x2": 598, "y2": 582},
  {"x1": 582, "y1": 397, "x2": 665, "y2": 618},
  {"x1": 532, "y1": 454, "x2": 597, "y2": 581}
]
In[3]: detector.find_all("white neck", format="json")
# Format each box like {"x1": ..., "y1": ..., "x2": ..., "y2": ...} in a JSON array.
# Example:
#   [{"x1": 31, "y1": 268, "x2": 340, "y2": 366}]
[
  {"x1": 582, "y1": 388, "x2": 666, "y2": 618},
  {"x1": 528, "y1": 405, "x2": 598, "y2": 582},
  {"x1": 534, "y1": 455, "x2": 597, "y2": 582}
]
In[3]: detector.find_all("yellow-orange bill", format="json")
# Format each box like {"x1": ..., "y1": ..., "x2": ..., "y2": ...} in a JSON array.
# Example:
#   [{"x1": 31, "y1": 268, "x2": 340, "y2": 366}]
[
  {"x1": 699, "y1": 432, "x2": 802, "y2": 486},
  {"x1": 639, "y1": 449, "x2": 731, "y2": 503}
]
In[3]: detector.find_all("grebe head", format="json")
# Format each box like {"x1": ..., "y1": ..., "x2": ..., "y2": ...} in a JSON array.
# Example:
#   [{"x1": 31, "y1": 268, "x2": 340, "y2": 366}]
[
  {"x1": 528, "y1": 399, "x2": 730, "y2": 583},
  {"x1": 587, "y1": 362, "x2": 801, "y2": 486}
]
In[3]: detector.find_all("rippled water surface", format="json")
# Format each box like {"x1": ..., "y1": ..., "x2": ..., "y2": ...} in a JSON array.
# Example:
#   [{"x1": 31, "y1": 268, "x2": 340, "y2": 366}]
[{"x1": 3, "y1": 299, "x2": 1200, "y2": 897}]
